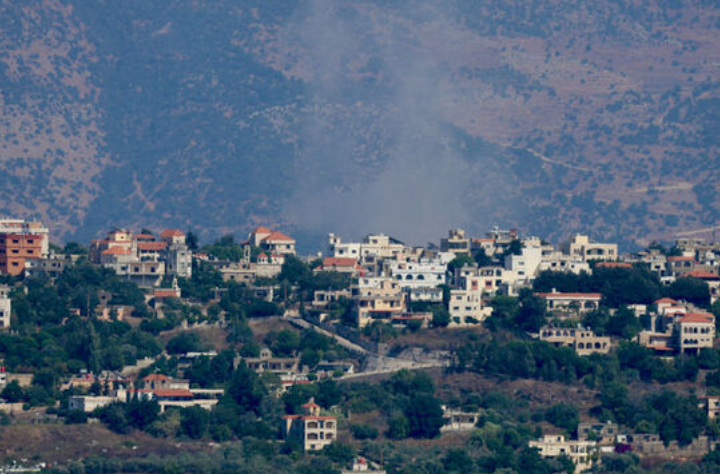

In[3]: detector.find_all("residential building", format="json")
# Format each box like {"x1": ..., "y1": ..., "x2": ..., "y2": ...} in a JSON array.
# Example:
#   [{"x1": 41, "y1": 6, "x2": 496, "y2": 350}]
[
  {"x1": 561, "y1": 234, "x2": 617, "y2": 262},
  {"x1": 536, "y1": 291, "x2": 602, "y2": 315},
  {"x1": 449, "y1": 276, "x2": 491, "y2": 327},
  {"x1": 24, "y1": 254, "x2": 70, "y2": 278},
  {"x1": 676, "y1": 312, "x2": 715, "y2": 354},
  {"x1": 312, "y1": 289, "x2": 352, "y2": 308},
  {"x1": 577, "y1": 422, "x2": 619, "y2": 445},
  {"x1": 237, "y1": 348, "x2": 300, "y2": 374},
  {"x1": 161, "y1": 229, "x2": 193, "y2": 278},
  {"x1": 68, "y1": 395, "x2": 120, "y2": 413},
  {"x1": 0, "y1": 285, "x2": 10, "y2": 328},
  {"x1": 441, "y1": 406, "x2": 482, "y2": 432},
  {"x1": 528, "y1": 435, "x2": 596, "y2": 472},
  {"x1": 283, "y1": 398, "x2": 337, "y2": 451},
  {"x1": 0, "y1": 218, "x2": 49, "y2": 275},
  {"x1": 248, "y1": 226, "x2": 296, "y2": 255},
  {"x1": 440, "y1": 229, "x2": 471, "y2": 255},
  {"x1": 504, "y1": 244, "x2": 542, "y2": 282},
  {"x1": 352, "y1": 277, "x2": 406, "y2": 328},
  {"x1": 539, "y1": 327, "x2": 611, "y2": 355},
  {"x1": 700, "y1": 396, "x2": 720, "y2": 420},
  {"x1": 408, "y1": 287, "x2": 444, "y2": 304},
  {"x1": 142, "y1": 374, "x2": 190, "y2": 391},
  {"x1": 666, "y1": 256, "x2": 698, "y2": 277},
  {"x1": 389, "y1": 259, "x2": 446, "y2": 289},
  {"x1": 328, "y1": 233, "x2": 406, "y2": 261},
  {"x1": 314, "y1": 257, "x2": 365, "y2": 276},
  {"x1": 538, "y1": 250, "x2": 590, "y2": 275}
]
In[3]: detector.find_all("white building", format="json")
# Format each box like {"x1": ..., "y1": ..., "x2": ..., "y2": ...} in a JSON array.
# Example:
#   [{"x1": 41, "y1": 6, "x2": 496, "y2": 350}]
[
  {"x1": 0, "y1": 285, "x2": 11, "y2": 328},
  {"x1": 449, "y1": 278, "x2": 491, "y2": 327},
  {"x1": 529, "y1": 435, "x2": 596, "y2": 472},
  {"x1": 504, "y1": 244, "x2": 542, "y2": 282},
  {"x1": 328, "y1": 233, "x2": 406, "y2": 261},
  {"x1": 390, "y1": 260, "x2": 446, "y2": 289},
  {"x1": 561, "y1": 234, "x2": 617, "y2": 262}
]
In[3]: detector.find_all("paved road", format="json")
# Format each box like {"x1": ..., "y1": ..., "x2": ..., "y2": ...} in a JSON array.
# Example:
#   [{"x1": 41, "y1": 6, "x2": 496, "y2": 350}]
[{"x1": 287, "y1": 317, "x2": 451, "y2": 378}]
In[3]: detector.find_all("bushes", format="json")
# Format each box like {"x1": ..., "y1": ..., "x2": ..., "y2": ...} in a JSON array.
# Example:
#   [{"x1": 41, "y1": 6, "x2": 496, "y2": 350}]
[
  {"x1": 350, "y1": 423, "x2": 378, "y2": 440},
  {"x1": 544, "y1": 403, "x2": 579, "y2": 434}
]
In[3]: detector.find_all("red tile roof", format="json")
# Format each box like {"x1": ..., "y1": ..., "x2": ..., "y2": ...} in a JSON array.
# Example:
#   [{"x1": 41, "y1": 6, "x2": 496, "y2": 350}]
[
  {"x1": 138, "y1": 241, "x2": 167, "y2": 251},
  {"x1": 679, "y1": 312, "x2": 715, "y2": 324},
  {"x1": 252, "y1": 226, "x2": 271, "y2": 234},
  {"x1": 321, "y1": 257, "x2": 357, "y2": 268},
  {"x1": 160, "y1": 229, "x2": 184, "y2": 238},
  {"x1": 152, "y1": 389, "x2": 193, "y2": 398},
  {"x1": 154, "y1": 290, "x2": 179, "y2": 299},
  {"x1": 257, "y1": 252, "x2": 268, "y2": 259},
  {"x1": 680, "y1": 270, "x2": 719, "y2": 280},
  {"x1": 667, "y1": 256, "x2": 695, "y2": 262},
  {"x1": 101, "y1": 247, "x2": 131, "y2": 255},
  {"x1": 262, "y1": 231, "x2": 295, "y2": 242},
  {"x1": 654, "y1": 297, "x2": 679, "y2": 305}
]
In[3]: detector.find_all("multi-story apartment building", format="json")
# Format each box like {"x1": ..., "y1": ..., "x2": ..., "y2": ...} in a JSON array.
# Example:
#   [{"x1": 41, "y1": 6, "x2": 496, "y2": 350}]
[
  {"x1": 0, "y1": 218, "x2": 49, "y2": 275},
  {"x1": 351, "y1": 277, "x2": 406, "y2": 328},
  {"x1": 675, "y1": 312, "x2": 715, "y2": 354},
  {"x1": 561, "y1": 234, "x2": 617, "y2": 262},
  {"x1": 91, "y1": 229, "x2": 192, "y2": 287},
  {"x1": 283, "y1": 398, "x2": 337, "y2": 451},
  {"x1": 440, "y1": 229, "x2": 471, "y2": 255},
  {"x1": 389, "y1": 259, "x2": 446, "y2": 290},
  {"x1": 449, "y1": 277, "x2": 491, "y2": 326}
]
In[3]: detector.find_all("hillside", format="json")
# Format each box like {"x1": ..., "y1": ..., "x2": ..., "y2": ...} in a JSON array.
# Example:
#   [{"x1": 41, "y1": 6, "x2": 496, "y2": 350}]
[{"x1": 2, "y1": 0, "x2": 720, "y2": 249}]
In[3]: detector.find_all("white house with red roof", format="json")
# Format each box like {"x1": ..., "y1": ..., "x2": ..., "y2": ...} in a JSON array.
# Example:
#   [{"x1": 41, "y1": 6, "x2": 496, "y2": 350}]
[
  {"x1": 283, "y1": 397, "x2": 337, "y2": 451},
  {"x1": 247, "y1": 226, "x2": 296, "y2": 255}
]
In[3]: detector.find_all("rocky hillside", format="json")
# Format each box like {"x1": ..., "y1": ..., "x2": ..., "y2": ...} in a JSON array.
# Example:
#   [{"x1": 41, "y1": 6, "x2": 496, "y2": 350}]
[{"x1": 1, "y1": 0, "x2": 720, "y2": 250}]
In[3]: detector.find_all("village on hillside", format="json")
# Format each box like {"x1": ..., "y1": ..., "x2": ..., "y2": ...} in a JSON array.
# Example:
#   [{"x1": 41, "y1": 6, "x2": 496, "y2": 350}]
[{"x1": 2, "y1": 217, "x2": 720, "y2": 473}]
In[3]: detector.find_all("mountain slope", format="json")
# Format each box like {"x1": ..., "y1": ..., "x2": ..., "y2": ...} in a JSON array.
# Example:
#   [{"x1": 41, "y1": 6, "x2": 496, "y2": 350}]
[{"x1": 1, "y1": 0, "x2": 720, "y2": 250}]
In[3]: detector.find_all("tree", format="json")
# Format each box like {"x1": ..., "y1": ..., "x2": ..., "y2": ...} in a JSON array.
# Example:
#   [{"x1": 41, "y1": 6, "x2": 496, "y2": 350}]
[
  {"x1": 432, "y1": 307, "x2": 451, "y2": 328},
  {"x1": 227, "y1": 362, "x2": 267, "y2": 414},
  {"x1": 447, "y1": 255, "x2": 475, "y2": 276},
  {"x1": 473, "y1": 248, "x2": 492, "y2": 267},
  {"x1": 386, "y1": 415, "x2": 409, "y2": 440},
  {"x1": 404, "y1": 393, "x2": 445, "y2": 439},
  {"x1": 516, "y1": 290, "x2": 547, "y2": 332},
  {"x1": 180, "y1": 406, "x2": 209, "y2": 439},
  {"x1": 1, "y1": 380, "x2": 24, "y2": 402},
  {"x1": 545, "y1": 403, "x2": 579, "y2": 434},
  {"x1": 186, "y1": 230, "x2": 199, "y2": 251},
  {"x1": 350, "y1": 423, "x2": 378, "y2": 440},
  {"x1": 605, "y1": 306, "x2": 642, "y2": 339},
  {"x1": 278, "y1": 256, "x2": 310, "y2": 285},
  {"x1": 97, "y1": 402, "x2": 130, "y2": 434},
  {"x1": 166, "y1": 332, "x2": 203, "y2": 355},
  {"x1": 668, "y1": 277, "x2": 710, "y2": 307},
  {"x1": 272, "y1": 330, "x2": 300, "y2": 357},
  {"x1": 65, "y1": 410, "x2": 88, "y2": 424}
]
